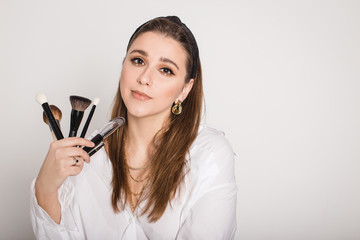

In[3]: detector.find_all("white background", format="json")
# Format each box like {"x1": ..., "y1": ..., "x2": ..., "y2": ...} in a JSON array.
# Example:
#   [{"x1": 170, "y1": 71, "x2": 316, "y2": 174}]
[{"x1": 1, "y1": 0, "x2": 359, "y2": 239}]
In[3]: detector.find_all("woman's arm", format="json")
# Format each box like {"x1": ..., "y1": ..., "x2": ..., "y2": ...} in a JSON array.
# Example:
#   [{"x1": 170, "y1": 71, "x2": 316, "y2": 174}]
[{"x1": 34, "y1": 137, "x2": 94, "y2": 223}]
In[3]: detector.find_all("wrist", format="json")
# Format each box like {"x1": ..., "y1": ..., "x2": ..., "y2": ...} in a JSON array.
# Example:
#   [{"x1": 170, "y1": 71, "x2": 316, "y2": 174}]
[{"x1": 35, "y1": 178, "x2": 59, "y2": 197}]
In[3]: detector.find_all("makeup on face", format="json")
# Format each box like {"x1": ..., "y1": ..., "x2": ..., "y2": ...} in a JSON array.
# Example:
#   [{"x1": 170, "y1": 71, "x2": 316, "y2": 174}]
[
  {"x1": 131, "y1": 90, "x2": 152, "y2": 101},
  {"x1": 128, "y1": 50, "x2": 178, "y2": 77},
  {"x1": 120, "y1": 32, "x2": 190, "y2": 120}
]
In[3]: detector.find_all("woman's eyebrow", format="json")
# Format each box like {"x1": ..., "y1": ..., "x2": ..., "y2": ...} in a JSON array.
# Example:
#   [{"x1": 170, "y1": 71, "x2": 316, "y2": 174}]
[
  {"x1": 129, "y1": 49, "x2": 148, "y2": 56},
  {"x1": 129, "y1": 49, "x2": 179, "y2": 70},
  {"x1": 160, "y1": 57, "x2": 179, "y2": 70}
]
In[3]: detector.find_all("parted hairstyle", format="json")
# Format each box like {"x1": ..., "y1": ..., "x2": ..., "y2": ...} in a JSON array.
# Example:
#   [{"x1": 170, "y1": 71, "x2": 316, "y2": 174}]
[{"x1": 106, "y1": 16, "x2": 203, "y2": 222}]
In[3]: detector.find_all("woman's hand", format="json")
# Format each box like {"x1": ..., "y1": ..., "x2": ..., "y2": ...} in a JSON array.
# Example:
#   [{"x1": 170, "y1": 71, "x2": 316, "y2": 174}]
[{"x1": 34, "y1": 137, "x2": 95, "y2": 223}]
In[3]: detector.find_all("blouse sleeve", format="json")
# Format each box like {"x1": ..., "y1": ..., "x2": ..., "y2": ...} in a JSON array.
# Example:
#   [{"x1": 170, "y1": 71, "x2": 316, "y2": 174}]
[
  {"x1": 30, "y1": 177, "x2": 82, "y2": 240},
  {"x1": 176, "y1": 133, "x2": 237, "y2": 240}
]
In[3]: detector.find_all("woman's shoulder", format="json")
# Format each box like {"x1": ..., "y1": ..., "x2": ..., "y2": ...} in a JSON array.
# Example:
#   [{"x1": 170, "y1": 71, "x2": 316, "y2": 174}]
[
  {"x1": 192, "y1": 124, "x2": 234, "y2": 154},
  {"x1": 186, "y1": 125, "x2": 236, "y2": 191},
  {"x1": 188, "y1": 124, "x2": 235, "y2": 170}
]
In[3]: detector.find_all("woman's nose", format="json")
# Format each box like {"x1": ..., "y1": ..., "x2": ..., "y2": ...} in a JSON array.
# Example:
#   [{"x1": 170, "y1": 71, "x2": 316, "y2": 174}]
[{"x1": 137, "y1": 67, "x2": 152, "y2": 86}]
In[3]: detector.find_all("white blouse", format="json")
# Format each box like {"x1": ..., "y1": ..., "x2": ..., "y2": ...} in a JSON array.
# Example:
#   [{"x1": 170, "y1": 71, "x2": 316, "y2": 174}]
[{"x1": 30, "y1": 125, "x2": 237, "y2": 239}]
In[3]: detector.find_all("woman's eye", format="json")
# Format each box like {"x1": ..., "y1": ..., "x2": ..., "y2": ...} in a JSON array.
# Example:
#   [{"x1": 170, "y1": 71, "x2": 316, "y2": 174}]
[
  {"x1": 131, "y1": 57, "x2": 145, "y2": 66},
  {"x1": 160, "y1": 67, "x2": 175, "y2": 76}
]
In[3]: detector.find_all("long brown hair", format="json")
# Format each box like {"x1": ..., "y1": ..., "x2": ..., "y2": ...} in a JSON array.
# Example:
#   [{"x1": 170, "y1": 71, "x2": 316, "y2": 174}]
[{"x1": 106, "y1": 16, "x2": 203, "y2": 222}]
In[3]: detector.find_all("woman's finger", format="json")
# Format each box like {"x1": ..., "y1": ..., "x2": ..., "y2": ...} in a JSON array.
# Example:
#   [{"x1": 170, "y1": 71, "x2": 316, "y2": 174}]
[
  {"x1": 55, "y1": 146, "x2": 91, "y2": 163},
  {"x1": 51, "y1": 137, "x2": 95, "y2": 149},
  {"x1": 70, "y1": 156, "x2": 80, "y2": 167},
  {"x1": 68, "y1": 157, "x2": 85, "y2": 176}
]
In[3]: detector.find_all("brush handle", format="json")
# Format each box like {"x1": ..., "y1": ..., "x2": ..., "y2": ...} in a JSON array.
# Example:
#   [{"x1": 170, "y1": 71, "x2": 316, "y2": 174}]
[
  {"x1": 42, "y1": 103, "x2": 64, "y2": 140},
  {"x1": 82, "y1": 134, "x2": 103, "y2": 153},
  {"x1": 69, "y1": 109, "x2": 84, "y2": 137},
  {"x1": 47, "y1": 119, "x2": 61, "y2": 131},
  {"x1": 80, "y1": 105, "x2": 96, "y2": 138},
  {"x1": 83, "y1": 117, "x2": 125, "y2": 153},
  {"x1": 88, "y1": 142, "x2": 105, "y2": 156},
  {"x1": 47, "y1": 126, "x2": 57, "y2": 141}
]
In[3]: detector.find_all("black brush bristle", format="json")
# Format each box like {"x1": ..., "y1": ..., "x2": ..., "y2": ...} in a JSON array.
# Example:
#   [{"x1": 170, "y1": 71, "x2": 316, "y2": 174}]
[{"x1": 69, "y1": 95, "x2": 92, "y2": 112}]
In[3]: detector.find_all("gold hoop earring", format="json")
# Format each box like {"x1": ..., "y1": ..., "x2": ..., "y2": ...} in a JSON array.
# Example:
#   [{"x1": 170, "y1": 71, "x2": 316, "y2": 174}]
[{"x1": 172, "y1": 101, "x2": 182, "y2": 115}]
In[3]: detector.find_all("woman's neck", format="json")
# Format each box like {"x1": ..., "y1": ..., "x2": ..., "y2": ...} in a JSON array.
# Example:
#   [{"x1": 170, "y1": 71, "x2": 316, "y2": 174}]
[{"x1": 125, "y1": 114, "x2": 169, "y2": 166}]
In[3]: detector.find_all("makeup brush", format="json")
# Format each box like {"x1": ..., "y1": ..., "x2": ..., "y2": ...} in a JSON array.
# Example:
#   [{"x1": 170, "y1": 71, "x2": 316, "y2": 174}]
[
  {"x1": 88, "y1": 142, "x2": 105, "y2": 156},
  {"x1": 36, "y1": 93, "x2": 64, "y2": 140},
  {"x1": 80, "y1": 97, "x2": 100, "y2": 138},
  {"x1": 82, "y1": 117, "x2": 125, "y2": 153},
  {"x1": 42, "y1": 105, "x2": 62, "y2": 140},
  {"x1": 68, "y1": 95, "x2": 92, "y2": 137}
]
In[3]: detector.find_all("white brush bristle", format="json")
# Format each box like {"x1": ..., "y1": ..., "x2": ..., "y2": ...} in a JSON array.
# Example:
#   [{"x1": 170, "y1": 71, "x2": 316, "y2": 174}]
[
  {"x1": 93, "y1": 98, "x2": 100, "y2": 105},
  {"x1": 35, "y1": 93, "x2": 48, "y2": 104}
]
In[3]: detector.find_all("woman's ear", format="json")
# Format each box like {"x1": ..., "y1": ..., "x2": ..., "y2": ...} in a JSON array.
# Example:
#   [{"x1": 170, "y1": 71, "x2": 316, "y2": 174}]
[{"x1": 176, "y1": 79, "x2": 194, "y2": 103}]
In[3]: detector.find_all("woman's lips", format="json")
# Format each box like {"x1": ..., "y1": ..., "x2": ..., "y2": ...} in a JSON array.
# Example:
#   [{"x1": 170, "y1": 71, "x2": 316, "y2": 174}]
[{"x1": 131, "y1": 90, "x2": 152, "y2": 101}]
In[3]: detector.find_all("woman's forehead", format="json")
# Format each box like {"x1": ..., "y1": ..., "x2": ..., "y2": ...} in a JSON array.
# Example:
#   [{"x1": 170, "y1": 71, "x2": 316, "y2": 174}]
[{"x1": 128, "y1": 32, "x2": 188, "y2": 63}]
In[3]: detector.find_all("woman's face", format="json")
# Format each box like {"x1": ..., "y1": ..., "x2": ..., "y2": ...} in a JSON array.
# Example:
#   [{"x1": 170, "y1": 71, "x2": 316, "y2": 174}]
[{"x1": 120, "y1": 31, "x2": 193, "y2": 120}]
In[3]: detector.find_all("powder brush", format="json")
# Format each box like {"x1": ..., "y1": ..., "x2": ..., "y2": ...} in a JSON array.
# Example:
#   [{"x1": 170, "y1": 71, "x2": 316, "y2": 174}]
[
  {"x1": 36, "y1": 93, "x2": 64, "y2": 140},
  {"x1": 80, "y1": 97, "x2": 100, "y2": 138},
  {"x1": 42, "y1": 104, "x2": 62, "y2": 140},
  {"x1": 68, "y1": 95, "x2": 92, "y2": 137}
]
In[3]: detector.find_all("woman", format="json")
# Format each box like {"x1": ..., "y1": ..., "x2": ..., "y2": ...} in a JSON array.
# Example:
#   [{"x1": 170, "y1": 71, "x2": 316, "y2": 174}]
[{"x1": 31, "y1": 16, "x2": 237, "y2": 239}]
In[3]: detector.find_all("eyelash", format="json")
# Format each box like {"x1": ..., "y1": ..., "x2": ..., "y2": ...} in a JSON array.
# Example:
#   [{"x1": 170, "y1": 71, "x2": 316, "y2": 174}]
[
  {"x1": 160, "y1": 67, "x2": 175, "y2": 76},
  {"x1": 131, "y1": 57, "x2": 145, "y2": 66},
  {"x1": 130, "y1": 57, "x2": 175, "y2": 76}
]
